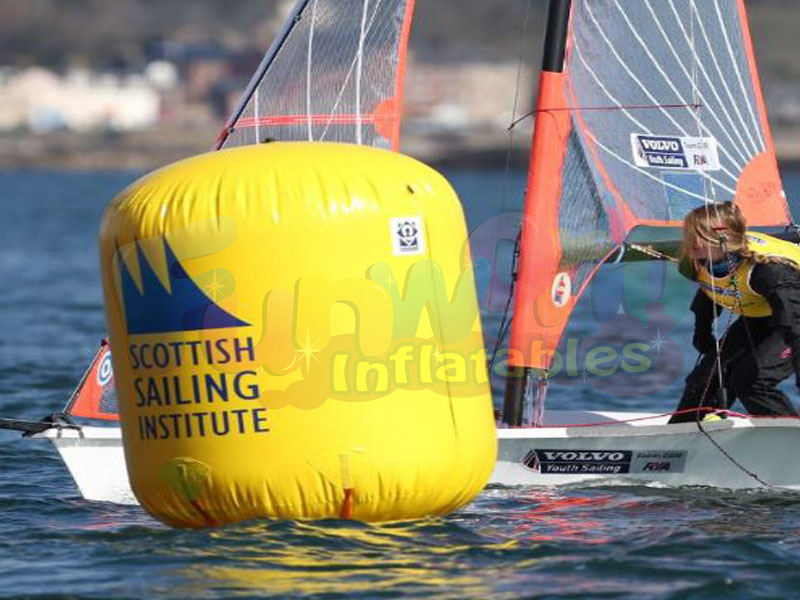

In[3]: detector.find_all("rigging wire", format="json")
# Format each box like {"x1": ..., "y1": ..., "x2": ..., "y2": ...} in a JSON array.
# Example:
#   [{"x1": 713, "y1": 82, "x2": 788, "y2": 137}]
[
  {"x1": 702, "y1": 235, "x2": 771, "y2": 489},
  {"x1": 691, "y1": 343, "x2": 772, "y2": 488},
  {"x1": 507, "y1": 103, "x2": 702, "y2": 132},
  {"x1": 487, "y1": 231, "x2": 521, "y2": 373},
  {"x1": 487, "y1": 0, "x2": 533, "y2": 373}
]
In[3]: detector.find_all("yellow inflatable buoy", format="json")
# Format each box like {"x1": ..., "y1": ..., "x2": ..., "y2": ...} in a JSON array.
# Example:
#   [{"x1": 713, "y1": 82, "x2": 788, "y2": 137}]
[{"x1": 99, "y1": 142, "x2": 496, "y2": 528}]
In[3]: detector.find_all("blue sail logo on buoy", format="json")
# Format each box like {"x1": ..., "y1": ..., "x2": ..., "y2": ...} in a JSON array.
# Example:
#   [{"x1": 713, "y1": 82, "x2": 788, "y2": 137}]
[{"x1": 117, "y1": 239, "x2": 250, "y2": 335}]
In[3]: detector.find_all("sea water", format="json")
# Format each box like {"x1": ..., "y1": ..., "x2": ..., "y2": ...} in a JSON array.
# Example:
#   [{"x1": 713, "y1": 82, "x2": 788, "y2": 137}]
[{"x1": 0, "y1": 167, "x2": 799, "y2": 598}]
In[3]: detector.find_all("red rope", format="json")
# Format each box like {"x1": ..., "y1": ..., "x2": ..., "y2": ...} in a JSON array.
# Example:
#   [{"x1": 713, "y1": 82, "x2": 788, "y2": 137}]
[{"x1": 509, "y1": 103, "x2": 702, "y2": 130}]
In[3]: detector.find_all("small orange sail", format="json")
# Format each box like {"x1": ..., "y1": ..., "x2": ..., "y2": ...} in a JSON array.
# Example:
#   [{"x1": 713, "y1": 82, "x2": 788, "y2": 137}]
[{"x1": 65, "y1": 339, "x2": 119, "y2": 421}]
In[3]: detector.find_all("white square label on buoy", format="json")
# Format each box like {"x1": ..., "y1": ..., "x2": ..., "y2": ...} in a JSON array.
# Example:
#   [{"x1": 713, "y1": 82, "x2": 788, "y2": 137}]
[{"x1": 390, "y1": 217, "x2": 426, "y2": 256}]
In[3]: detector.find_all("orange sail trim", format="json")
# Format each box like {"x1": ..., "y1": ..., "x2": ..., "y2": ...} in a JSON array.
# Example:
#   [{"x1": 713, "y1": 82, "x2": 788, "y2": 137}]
[
  {"x1": 732, "y1": 0, "x2": 789, "y2": 227},
  {"x1": 736, "y1": 0, "x2": 777, "y2": 156},
  {"x1": 735, "y1": 152, "x2": 788, "y2": 226},
  {"x1": 509, "y1": 71, "x2": 574, "y2": 371},
  {"x1": 389, "y1": 0, "x2": 416, "y2": 151},
  {"x1": 67, "y1": 340, "x2": 119, "y2": 421}
]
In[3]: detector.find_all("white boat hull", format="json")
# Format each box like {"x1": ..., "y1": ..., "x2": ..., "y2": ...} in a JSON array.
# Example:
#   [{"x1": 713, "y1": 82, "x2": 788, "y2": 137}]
[
  {"x1": 34, "y1": 410, "x2": 800, "y2": 505},
  {"x1": 493, "y1": 411, "x2": 800, "y2": 490},
  {"x1": 35, "y1": 426, "x2": 136, "y2": 505}
]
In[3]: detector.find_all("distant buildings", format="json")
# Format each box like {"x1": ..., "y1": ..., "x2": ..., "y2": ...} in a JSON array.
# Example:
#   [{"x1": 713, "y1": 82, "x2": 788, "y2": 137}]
[
  {"x1": 0, "y1": 42, "x2": 795, "y2": 153},
  {"x1": 0, "y1": 66, "x2": 162, "y2": 133},
  {"x1": 0, "y1": 37, "x2": 256, "y2": 137},
  {"x1": 405, "y1": 57, "x2": 532, "y2": 133},
  {"x1": 0, "y1": 50, "x2": 531, "y2": 141}
]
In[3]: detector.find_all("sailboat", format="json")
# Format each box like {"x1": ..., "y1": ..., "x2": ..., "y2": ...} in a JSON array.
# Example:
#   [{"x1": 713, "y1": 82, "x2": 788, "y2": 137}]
[
  {"x1": 496, "y1": 0, "x2": 800, "y2": 490},
  {"x1": 8, "y1": 0, "x2": 800, "y2": 503},
  {"x1": 0, "y1": 341, "x2": 135, "y2": 503}
]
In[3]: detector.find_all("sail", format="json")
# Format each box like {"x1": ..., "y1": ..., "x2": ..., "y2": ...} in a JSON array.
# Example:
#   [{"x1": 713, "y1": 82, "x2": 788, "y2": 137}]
[
  {"x1": 511, "y1": 0, "x2": 791, "y2": 373},
  {"x1": 66, "y1": 340, "x2": 119, "y2": 421},
  {"x1": 216, "y1": 0, "x2": 416, "y2": 151}
]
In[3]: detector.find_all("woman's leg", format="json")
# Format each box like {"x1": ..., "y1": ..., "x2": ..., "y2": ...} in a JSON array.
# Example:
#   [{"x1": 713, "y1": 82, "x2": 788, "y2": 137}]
[
  {"x1": 725, "y1": 329, "x2": 799, "y2": 416},
  {"x1": 668, "y1": 352, "x2": 726, "y2": 424},
  {"x1": 668, "y1": 318, "x2": 755, "y2": 424}
]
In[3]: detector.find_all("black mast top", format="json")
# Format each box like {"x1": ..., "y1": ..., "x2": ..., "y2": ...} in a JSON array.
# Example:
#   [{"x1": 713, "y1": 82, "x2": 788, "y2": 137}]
[{"x1": 541, "y1": 0, "x2": 572, "y2": 73}]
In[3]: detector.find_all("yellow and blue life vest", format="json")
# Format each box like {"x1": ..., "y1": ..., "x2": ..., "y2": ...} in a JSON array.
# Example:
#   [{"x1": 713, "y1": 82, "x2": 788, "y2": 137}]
[{"x1": 690, "y1": 231, "x2": 800, "y2": 317}]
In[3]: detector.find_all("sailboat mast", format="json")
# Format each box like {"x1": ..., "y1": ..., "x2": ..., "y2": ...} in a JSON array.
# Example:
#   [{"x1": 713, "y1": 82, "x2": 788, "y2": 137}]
[
  {"x1": 502, "y1": 0, "x2": 572, "y2": 427},
  {"x1": 541, "y1": 0, "x2": 571, "y2": 73}
]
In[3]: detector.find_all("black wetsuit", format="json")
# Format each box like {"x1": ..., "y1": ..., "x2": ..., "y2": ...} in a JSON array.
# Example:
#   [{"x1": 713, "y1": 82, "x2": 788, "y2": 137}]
[{"x1": 669, "y1": 262, "x2": 800, "y2": 424}]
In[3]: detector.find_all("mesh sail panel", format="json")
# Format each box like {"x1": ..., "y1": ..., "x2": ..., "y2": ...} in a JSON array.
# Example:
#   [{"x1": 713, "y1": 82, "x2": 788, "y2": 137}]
[
  {"x1": 565, "y1": 0, "x2": 789, "y2": 227},
  {"x1": 219, "y1": 0, "x2": 414, "y2": 150},
  {"x1": 558, "y1": 129, "x2": 615, "y2": 292}
]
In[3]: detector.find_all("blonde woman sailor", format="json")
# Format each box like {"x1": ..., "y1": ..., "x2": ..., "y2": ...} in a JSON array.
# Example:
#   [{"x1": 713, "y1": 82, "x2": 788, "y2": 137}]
[{"x1": 669, "y1": 202, "x2": 800, "y2": 424}]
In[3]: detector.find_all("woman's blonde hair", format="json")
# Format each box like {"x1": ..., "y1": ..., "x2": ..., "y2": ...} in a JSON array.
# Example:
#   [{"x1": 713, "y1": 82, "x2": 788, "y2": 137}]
[{"x1": 682, "y1": 201, "x2": 799, "y2": 270}]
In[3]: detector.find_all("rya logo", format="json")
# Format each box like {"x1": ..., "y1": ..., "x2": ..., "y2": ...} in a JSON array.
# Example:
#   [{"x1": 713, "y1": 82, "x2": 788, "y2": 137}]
[{"x1": 390, "y1": 217, "x2": 426, "y2": 256}]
